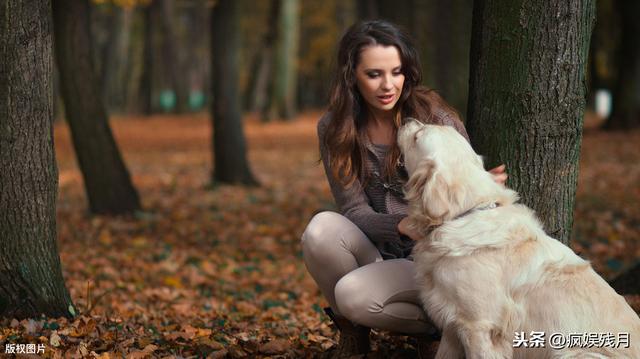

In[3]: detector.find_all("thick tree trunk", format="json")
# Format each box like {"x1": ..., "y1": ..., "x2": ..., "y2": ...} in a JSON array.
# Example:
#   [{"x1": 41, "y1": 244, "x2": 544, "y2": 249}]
[
  {"x1": 53, "y1": 0, "x2": 141, "y2": 215},
  {"x1": 466, "y1": 0, "x2": 595, "y2": 245},
  {"x1": 264, "y1": 0, "x2": 300, "y2": 121},
  {"x1": 211, "y1": 0, "x2": 258, "y2": 185},
  {"x1": 0, "y1": 0, "x2": 75, "y2": 319},
  {"x1": 604, "y1": 0, "x2": 640, "y2": 130}
]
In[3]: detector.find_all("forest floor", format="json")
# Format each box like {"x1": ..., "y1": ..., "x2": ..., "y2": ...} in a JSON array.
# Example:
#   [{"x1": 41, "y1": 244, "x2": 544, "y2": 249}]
[{"x1": 1, "y1": 112, "x2": 639, "y2": 358}]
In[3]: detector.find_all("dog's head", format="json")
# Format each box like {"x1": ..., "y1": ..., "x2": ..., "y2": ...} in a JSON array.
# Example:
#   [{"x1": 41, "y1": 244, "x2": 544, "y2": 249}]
[{"x1": 398, "y1": 119, "x2": 516, "y2": 227}]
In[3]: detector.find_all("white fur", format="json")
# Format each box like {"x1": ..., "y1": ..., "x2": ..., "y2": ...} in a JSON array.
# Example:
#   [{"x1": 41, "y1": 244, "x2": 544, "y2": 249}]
[{"x1": 398, "y1": 120, "x2": 640, "y2": 359}]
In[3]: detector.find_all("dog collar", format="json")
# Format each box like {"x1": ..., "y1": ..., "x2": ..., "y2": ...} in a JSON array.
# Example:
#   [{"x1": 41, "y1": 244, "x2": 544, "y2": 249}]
[{"x1": 453, "y1": 202, "x2": 500, "y2": 220}]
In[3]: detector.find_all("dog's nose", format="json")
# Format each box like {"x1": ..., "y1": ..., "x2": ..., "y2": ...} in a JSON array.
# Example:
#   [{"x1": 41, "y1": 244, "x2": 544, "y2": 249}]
[{"x1": 401, "y1": 117, "x2": 416, "y2": 126}]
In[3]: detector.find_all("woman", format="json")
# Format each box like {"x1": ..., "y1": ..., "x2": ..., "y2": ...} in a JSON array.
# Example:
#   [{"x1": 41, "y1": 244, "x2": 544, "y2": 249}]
[{"x1": 302, "y1": 20, "x2": 507, "y2": 358}]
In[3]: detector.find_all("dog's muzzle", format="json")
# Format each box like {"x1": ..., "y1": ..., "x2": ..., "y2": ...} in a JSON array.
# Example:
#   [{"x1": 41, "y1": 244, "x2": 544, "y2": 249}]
[{"x1": 401, "y1": 117, "x2": 419, "y2": 126}]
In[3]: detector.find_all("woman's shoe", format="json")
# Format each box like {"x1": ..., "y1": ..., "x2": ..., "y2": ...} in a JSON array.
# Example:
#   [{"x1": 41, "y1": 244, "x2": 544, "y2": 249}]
[{"x1": 324, "y1": 307, "x2": 370, "y2": 358}]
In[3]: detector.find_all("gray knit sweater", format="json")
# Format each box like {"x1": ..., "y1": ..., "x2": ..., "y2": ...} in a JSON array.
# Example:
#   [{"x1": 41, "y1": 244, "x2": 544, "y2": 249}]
[{"x1": 317, "y1": 110, "x2": 470, "y2": 259}]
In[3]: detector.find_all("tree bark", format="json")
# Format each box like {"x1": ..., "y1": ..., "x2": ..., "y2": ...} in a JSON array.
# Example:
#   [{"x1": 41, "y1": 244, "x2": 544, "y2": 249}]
[
  {"x1": 466, "y1": 0, "x2": 596, "y2": 245},
  {"x1": 264, "y1": 0, "x2": 300, "y2": 121},
  {"x1": 603, "y1": 0, "x2": 640, "y2": 130},
  {"x1": 53, "y1": 0, "x2": 141, "y2": 215},
  {"x1": 0, "y1": 0, "x2": 75, "y2": 319},
  {"x1": 211, "y1": 0, "x2": 258, "y2": 185}
]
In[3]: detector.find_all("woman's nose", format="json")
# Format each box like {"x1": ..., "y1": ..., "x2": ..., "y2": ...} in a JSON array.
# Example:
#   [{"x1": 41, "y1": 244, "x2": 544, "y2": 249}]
[{"x1": 381, "y1": 75, "x2": 393, "y2": 90}]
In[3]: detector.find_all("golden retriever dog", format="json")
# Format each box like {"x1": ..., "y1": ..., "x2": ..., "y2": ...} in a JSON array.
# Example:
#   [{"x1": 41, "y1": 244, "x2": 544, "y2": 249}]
[{"x1": 397, "y1": 119, "x2": 640, "y2": 359}]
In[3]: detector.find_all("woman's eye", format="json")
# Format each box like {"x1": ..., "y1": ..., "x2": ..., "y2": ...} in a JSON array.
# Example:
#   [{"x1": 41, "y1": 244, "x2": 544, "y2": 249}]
[
  {"x1": 393, "y1": 71, "x2": 402, "y2": 76},
  {"x1": 366, "y1": 72, "x2": 379, "y2": 78}
]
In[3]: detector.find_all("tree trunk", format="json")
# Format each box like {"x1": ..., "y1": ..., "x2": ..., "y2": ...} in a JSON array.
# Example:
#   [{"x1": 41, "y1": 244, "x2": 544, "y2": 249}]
[
  {"x1": 211, "y1": 0, "x2": 258, "y2": 185},
  {"x1": 264, "y1": 0, "x2": 300, "y2": 121},
  {"x1": 588, "y1": 0, "x2": 617, "y2": 96},
  {"x1": 0, "y1": 0, "x2": 75, "y2": 319},
  {"x1": 246, "y1": 0, "x2": 279, "y2": 113},
  {"x1": 466, "y1": 0, "x2": 596, "y2": 245},
  {"x1": 158, "y1": 0, "x2": 188, "y2": 113},
  {"x1": 376, "y1": 0, "x2": 414, "y2": 33},
  {"x1": 100, "y1": 5, "x2": 133, "y2": 113},
  {"x1": 53, "y1": 0, "x2": 141, "y2": 215},
  {"x1": 427, "y1": 0, "x2": 473, "y2": 114},
  {"x1": 603, "y1": 0, "x2": 640, "y2": 130},
  {"x1": 139, "y1": 2, "x2": 157, "y2": 114},
  {"x1": 357, "y1": 0, "x2": 378, "y2": 19},
  {"x1": 185, "y1": 0, "x2": 210, "y2": 110}
]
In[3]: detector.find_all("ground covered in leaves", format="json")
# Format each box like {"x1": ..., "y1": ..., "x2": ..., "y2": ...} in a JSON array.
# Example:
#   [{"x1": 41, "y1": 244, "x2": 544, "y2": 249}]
[{"x1": 1, "y1": 112, "x2": 638, "y2": 358}]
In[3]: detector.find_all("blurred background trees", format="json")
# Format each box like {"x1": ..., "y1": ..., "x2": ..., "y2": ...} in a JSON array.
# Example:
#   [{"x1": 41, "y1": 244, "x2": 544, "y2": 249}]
[{"x1": 72, "y1": 0, "x2": 637, "y2": 128}]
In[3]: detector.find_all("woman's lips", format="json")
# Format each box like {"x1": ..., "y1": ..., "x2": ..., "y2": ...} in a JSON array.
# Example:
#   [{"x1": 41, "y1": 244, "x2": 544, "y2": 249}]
[{"x1": 377, "y1": 94, "x2": 395, "y2": 105}]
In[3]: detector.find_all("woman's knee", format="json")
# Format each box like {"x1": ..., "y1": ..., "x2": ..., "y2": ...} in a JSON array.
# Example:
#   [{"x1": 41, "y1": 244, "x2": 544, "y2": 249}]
[
  {"x1": 301, "y1": 211, "x2": 346, "y2": 253},
  {"x1": 334, "y1": 271, "x2": 374, "y2": 324}
]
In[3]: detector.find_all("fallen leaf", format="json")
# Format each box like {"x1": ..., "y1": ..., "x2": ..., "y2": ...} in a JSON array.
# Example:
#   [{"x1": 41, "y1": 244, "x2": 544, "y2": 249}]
[{"x1": 258, "y1": 339, "x2": 290, "y2": 355}]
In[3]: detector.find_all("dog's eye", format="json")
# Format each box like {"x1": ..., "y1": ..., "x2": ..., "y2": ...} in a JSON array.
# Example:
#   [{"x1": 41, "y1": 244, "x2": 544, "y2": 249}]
[{"x1": 413, "y1": 128, "x2": 425, "y2": 142}]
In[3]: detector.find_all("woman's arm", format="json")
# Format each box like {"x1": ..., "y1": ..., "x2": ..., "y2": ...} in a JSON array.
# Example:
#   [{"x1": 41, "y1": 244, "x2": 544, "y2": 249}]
[{"x1": 317, "y1": 114, "x2": 407, "y2": 253}]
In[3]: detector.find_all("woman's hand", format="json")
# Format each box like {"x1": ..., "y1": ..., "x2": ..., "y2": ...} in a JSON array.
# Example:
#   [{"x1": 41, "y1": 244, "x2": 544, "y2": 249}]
[
  {"x1": 398, "y1": 217, "x2": 422, "y2": 241},
  {"x1": 489, "y1": 164, "x2": 508, "y2": 186}
]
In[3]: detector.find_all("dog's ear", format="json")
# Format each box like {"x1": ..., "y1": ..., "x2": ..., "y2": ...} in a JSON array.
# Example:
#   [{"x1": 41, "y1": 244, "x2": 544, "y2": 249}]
[
  {"x1": 404, "y1": 159, "x2": 435, "y2": 203},
  {"x1": 421, "y1": 168, "x2": 453, "y2": 223},
  {"x1": 405, "y1": 159, "x2": 451, "y2": 225}
]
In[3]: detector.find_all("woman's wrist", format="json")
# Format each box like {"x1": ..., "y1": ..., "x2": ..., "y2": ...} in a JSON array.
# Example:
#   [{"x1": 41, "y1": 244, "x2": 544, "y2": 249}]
[{"x1": 397, "y1": 217, "x2": 408, "y2": 236}]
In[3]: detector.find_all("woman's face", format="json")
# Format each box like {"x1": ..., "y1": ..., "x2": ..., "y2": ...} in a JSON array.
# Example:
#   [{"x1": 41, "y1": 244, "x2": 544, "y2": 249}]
[{"x1": 355, "y1": 45, "x2": 405, "y2": 117}]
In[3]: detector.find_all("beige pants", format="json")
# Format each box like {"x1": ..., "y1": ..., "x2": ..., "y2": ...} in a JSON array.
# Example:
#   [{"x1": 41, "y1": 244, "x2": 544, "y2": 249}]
[{"x1": 301, "y1": 211, "x2": 435, "y2": 335}]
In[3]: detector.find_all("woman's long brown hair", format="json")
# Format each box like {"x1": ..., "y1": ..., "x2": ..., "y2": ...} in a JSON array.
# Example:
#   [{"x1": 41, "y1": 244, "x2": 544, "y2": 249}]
[{"x1": 324, "y1": 20, "x2": 457, "y2": 187}]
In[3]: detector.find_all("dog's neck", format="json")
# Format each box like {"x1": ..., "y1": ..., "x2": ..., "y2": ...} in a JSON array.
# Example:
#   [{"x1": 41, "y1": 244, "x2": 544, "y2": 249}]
[
  {"x1": 420, "y1": 201, "x2": 502, "y2": 235},
  {"x1": 452, "y1": 201, "x2": 500, "y2": 221}
]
